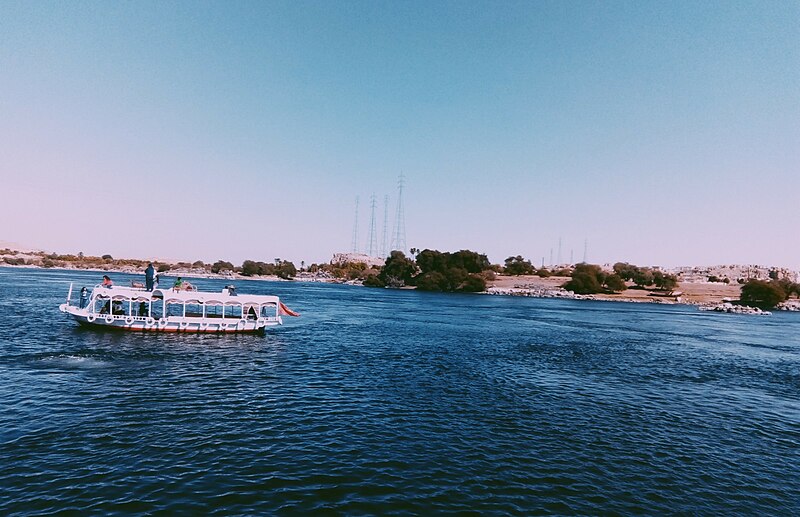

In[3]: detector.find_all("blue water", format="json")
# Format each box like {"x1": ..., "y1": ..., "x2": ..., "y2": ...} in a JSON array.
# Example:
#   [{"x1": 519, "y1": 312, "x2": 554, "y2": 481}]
[{"x1": 1, "y1": 267, "x2": 798, "y2": 514}]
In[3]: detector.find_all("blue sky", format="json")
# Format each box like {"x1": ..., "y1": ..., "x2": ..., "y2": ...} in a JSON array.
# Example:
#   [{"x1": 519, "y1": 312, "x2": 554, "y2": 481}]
[{"x1": 1, "y1": 1, "x2": 798, "y2": 267}]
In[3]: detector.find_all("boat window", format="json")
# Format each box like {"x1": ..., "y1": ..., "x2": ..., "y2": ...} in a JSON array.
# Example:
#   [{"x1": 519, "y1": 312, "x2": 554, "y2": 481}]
[
  {"x1": 166, "y1": 301, "x2": 184, "y2": 317},
  {"x1": 205, "y1": 303, "x2": 223, "y2": 318},
  {"x1": 94, "y1": 296, "x2": 111, "y2": 314},
  {"x1": 151, "y1": 300, "x2": 164, "y2": 319},
  {"x1": 224, "y1": 304, "x2": 243, "y2": 319},
  {"x1": 260, "y1": 303, "x2": 277, "y2": 318},
  {"x1": 185, "y1": 303, "x2": 203, "y2": 318}
]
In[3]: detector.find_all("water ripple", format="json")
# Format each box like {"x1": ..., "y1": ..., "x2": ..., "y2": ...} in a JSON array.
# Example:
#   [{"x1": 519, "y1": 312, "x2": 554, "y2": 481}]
[{"x1": 0, "y1": 268, "x2": 799, "y2": 514}]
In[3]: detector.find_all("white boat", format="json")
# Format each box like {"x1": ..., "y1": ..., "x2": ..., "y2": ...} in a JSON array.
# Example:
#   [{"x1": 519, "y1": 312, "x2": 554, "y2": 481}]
[{"x1": 59, "y1": 282, "x2": 299, "y2": 333}]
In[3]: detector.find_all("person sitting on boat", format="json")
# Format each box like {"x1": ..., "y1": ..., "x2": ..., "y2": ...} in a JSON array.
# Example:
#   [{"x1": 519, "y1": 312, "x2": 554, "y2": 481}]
[
  {"x1": 112, "y1": 301, "x2": 125, "y2": 315},
  {"x1": 100, "y1": 301, "x2": 110, "y2": 314},
  {"x1": 102, "y1": 275, "x2": 113, "y2": 288},
  {"x1": 173, "y1": 277, "x2": 183, "y2": 290}
]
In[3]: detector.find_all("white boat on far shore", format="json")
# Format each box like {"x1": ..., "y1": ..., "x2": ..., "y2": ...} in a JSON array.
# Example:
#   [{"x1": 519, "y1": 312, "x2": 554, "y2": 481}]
[{"x1": 59, "y1": 282, "x2": 299, "y2": 333}]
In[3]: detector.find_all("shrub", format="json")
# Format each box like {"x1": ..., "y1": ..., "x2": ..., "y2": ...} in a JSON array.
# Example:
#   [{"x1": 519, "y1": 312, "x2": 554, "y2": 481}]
[
  {"x1": 461, "y1": 274, "x2": 487, "y2": 292},
  {"x1": 604, "y1": 274, "x2": 627, "y2": 293},
  {"x1": 504, "y1": 255, "x2": 535, "y2": 276},
  {"x1": 740, "y1": 280, "x2": 787, "y2": 308},
  {"x1": 362, "y1": 275, "x2": 385, "y2": 288},
  {"x1": 416, "y1": 271, "x2": 447, "y2": 291},
  {"x1": 211, "y1": 260, "x2": 235, "y2": 274}
]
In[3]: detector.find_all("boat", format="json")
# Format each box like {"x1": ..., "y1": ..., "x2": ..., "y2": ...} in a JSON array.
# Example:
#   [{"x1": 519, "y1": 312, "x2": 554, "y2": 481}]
[{"x1": 59, "y1": 282, "x2": 299, "y2": 333}]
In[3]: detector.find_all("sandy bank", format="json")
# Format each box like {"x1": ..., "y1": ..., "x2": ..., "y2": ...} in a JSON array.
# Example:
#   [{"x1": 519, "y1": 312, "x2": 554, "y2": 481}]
[{"x1": 489, "y1": 275, "x2": 743, "y2": 305}]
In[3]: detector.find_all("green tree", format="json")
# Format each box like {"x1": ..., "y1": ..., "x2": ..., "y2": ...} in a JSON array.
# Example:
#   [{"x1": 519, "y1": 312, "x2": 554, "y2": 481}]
[
  {"x1": 416, "y1": 271, "x2": 447, "y2": 291},
  {"x1": 653, "y1": 272, "x2": 678, "y2": 292},
  {"x1": 379, "y1": 251, "x2": 417, "y2": 287},
  {"x1": 362, "y1": 274, "x2": 385, "y2": 288},
  {"x1": 461, "y1": 273, "x2": 487, "y2": 292},
  {"x1": 563, "y1": 263, "x2": 605, "y2": 294},
  {"x1": 633, "y1": 269, "x2": 654, "y2": 288},
  {"x1": 604, "y1": 273, "x2": 627, "y2": 293},
  {"x1": 740, "y1": 280, "x2": 787, "y2": 308},
  {"x1": 449, "y1": 250, "x2": 490, "y2": 273},
  {"x1": 211, "y1": 260, "x2": 234, "y2": 273},
  {"x1": 504, "y1": 255, "x2": 535, "y2": 275},
  {"x1": 416, "y1": 249, "x2": 446, "y2": 275},
  {"x1": 275, "y1": 261, "x2": 297, "y2": 279},
  {"x1": 241, "y1": 260, "x2": 259, "y2": 276},
  {"x1": 613, "y1": 262, "x2": 638, "y2": 281}
]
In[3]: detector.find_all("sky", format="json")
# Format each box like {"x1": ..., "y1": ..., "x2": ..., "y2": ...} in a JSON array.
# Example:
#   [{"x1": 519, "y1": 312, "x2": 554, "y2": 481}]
[{"x1": 1, "y1": 1, "x2": 798, "y2": 268}]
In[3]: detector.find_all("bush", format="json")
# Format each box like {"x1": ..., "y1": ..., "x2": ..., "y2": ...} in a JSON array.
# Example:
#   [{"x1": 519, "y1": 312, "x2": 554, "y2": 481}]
[
  {"x1": 504, "y1": 255, "x2": 535, "y2": 276},
  {"x1": 157, "y1": 263, "x2": 171, "y2": 273},
  {"x1": 416, "y1": 271, "x2": 447, "y2": 291},
  {"x1": 362, "y1": 275, "x2": 385, "y2": 288},
  {"x1": 241, "y1": 260, "x2": 259, "y2": 276},
  {"x1": 633, "y1": 269, "x2": 654, "y2": 288},
  {"x1": 211, "y1": 260, "x2": 235, "y2": 274},
  {"x1": 563, "y1": 264, "x2": 615, "y2": 295},
  {"x1": 275, "y1": 261, "x2": 297, "y2": 279},
  {"x1": 462, "y1": 274, "x2": 487, "y2": 292},
  {"x1": 740, "y1": 280, "x2": 787, "y2": 308},
  {"x1": 604, "y1": 274, "x2": 627, "y2": 293},
  {"x1": 379, "y1": 251, "x2": 417, "y2": 288}
]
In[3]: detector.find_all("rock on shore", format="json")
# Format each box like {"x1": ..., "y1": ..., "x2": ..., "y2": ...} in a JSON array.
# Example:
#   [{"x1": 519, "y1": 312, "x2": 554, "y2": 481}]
[{"x1": 698, "y1": 302, "x2": 771, "y2": 315}]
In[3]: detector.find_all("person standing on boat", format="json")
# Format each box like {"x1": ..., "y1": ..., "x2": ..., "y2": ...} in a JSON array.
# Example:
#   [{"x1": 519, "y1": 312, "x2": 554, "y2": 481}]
[
  {"x1": 173, "y1": 277, "x2": 183, "y2": 290},
  {"x1": 79, "y1": 287, "x2": 89, "y2": 309},
  {"x1": 102, "y1": 275, "x2": 113, "y2": 288},
  {"x1": 145, "y1": 263, "x2": 155, "y2": 291}
]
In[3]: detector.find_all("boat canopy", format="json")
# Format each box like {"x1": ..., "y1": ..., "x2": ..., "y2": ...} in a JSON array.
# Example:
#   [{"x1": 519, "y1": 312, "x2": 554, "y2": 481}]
[{"x1": 91, "y1": 285, "x2": 279, "y2": 306}]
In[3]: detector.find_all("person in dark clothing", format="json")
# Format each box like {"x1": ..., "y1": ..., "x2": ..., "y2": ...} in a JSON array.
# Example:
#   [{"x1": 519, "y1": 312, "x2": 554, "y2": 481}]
[{"x1": 145, "y1": 263, "x2": 155, "y2": 291}]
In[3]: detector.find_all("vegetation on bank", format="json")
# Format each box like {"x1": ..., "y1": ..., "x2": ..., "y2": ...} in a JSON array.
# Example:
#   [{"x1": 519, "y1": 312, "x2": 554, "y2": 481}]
[
  {"x1": 740, "y1": 279, "x2": 800, "y2": 309},
  {"x1": 364, "y1": 249, "x2": 493, "y2": 292},
  {"x1": 4, "y1": 248, "x2": 799, "y2": 308}
]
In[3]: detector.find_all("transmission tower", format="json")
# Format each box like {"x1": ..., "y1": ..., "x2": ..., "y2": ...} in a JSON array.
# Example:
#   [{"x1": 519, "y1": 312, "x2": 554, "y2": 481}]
[
  {"x1": 367, "y1": 194, "x2": 378, "y2": 256},
  {"x1": 557, "y1": 237, "x2": 562, "y2": 266},
  {"x1": 391, "y1": 174, "x2": 407, "y2": 254},
  {"x1": 583, "y1": 239, "x2": 588, "y2": 263},
  {"x1": 380, "y1": 195, "x2": 389, "y2": 258},
  {"x1": 350, "y1": 196, "x2": 360, "y2": 253}
]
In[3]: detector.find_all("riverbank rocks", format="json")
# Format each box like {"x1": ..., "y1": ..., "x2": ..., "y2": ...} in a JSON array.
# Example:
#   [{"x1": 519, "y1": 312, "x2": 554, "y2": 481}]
[
  {"x1": 776, "y1": 301, "x2": 800, "y2": 311},
  {"x1": 698, "y1": 303, "x2": 771, "y2": 315},
  {"x1": 485, "y1": 286, "x2": 586, "y2": 299}
]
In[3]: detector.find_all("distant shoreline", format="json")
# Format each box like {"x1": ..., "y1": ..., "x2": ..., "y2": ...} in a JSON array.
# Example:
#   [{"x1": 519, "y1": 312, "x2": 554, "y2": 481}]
[{"x1": 4, "y1": 263, "x2": 798, "y2": 313}]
